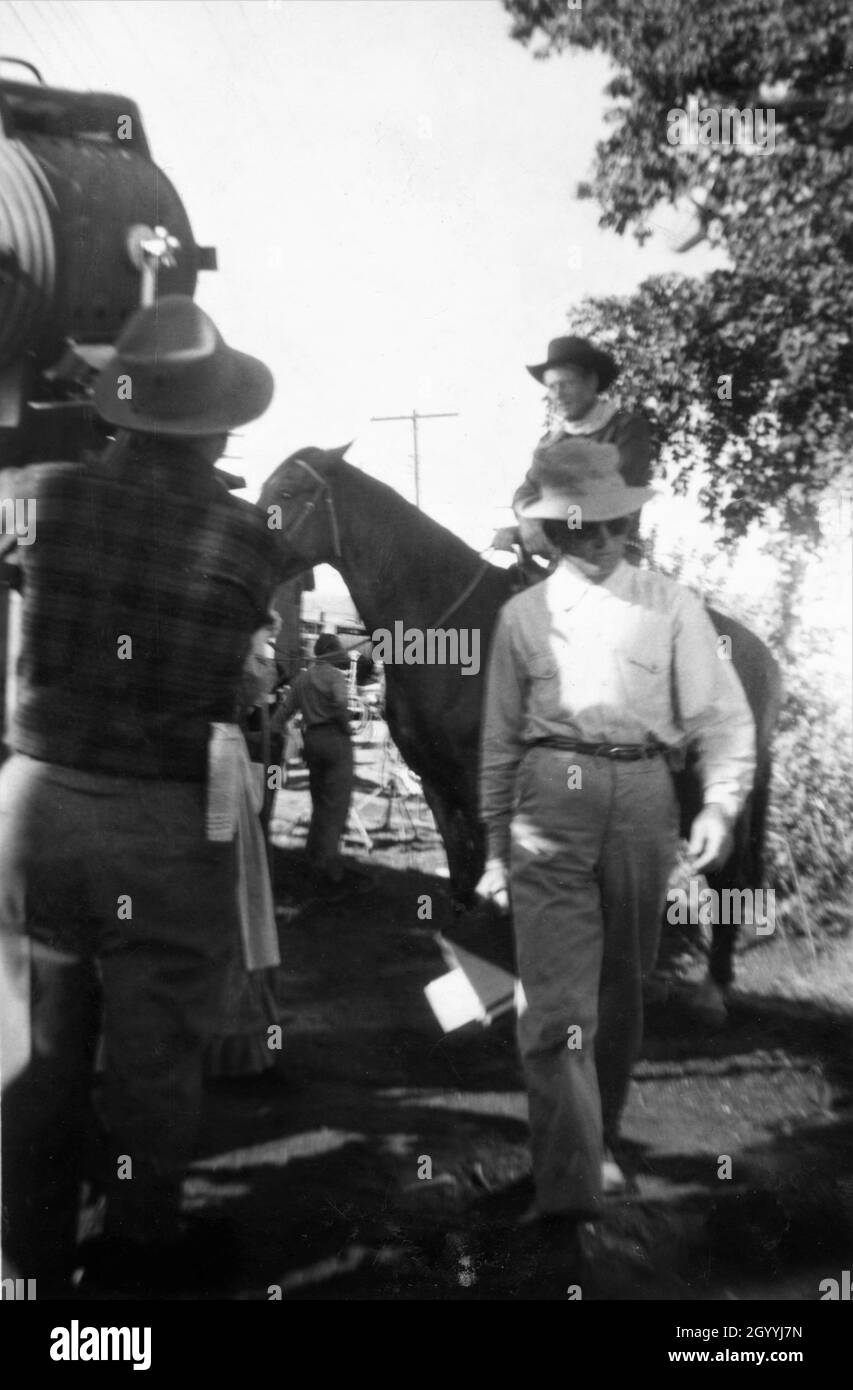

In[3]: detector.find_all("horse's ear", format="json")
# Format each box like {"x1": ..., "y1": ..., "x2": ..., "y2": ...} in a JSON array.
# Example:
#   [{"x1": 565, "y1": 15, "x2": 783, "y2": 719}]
[{"x1": 332, "y1": 441, "x2": 353, "y2": 462}]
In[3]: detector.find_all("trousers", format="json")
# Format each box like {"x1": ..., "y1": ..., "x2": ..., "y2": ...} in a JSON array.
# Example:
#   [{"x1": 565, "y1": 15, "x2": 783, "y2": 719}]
[
  {"x1": 302, "y1": 726, "x2": 354, "y2": 882},
  {"x1": 0, "y1": 753, "x2": 238, "y2": 1279},
  {"x1": 509, "y1": 747, "x2": 678, "y2": 1218}
]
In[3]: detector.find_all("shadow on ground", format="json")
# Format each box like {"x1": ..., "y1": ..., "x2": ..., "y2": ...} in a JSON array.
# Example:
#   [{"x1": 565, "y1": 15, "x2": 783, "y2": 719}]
[{"x1": 164, "y1": 845, "x2": 853, "y2": 1301}]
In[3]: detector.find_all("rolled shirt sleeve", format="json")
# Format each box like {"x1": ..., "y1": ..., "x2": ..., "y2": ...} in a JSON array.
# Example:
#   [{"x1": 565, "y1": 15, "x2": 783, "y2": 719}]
[
  {"x1": 673, "y1": 591, "x2": 757, "y2": 823},
  {"x1": 479, "y1": 607, "x2": 527, "y2": 863}
]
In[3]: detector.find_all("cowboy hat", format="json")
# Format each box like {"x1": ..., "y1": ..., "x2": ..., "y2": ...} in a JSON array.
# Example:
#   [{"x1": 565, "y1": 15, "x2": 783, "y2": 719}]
[
  {"x1": 94, "y1": 295, "x2": 274, "y2": 435},
  {"x1": 527, "y1": 335, "x2": 619, "y2": 390},
  {"x1": 518, "y1": 441, "x2": 654, "y2": 522}
]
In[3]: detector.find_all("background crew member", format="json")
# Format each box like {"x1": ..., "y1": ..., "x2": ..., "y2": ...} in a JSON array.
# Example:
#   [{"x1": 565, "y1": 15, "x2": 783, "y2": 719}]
[{"x1": 275, "y1": 633, "x2": 358, "y2": 891}]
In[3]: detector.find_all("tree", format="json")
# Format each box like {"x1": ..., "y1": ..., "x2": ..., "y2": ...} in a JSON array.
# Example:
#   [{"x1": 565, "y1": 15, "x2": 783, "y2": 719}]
[{"x1": 504, "y1": 0, "x2": 853, "y2": 538}]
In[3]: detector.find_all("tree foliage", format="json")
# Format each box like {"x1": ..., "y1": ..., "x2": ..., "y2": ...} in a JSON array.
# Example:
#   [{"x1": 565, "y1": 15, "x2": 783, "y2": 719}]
[{"x1": 504, "y1": 0, "x2": 853, "y2": 537}]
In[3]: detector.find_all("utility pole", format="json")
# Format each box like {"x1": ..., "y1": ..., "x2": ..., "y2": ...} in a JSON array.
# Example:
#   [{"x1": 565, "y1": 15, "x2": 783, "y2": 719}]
[{"x1": 370, "y1": 408, "x2": 459, "y2": 509}]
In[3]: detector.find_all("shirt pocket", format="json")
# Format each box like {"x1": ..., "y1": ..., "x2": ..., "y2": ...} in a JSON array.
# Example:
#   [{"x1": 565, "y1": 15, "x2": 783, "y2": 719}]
[
  {"x1": 618, "y1": 628, "x2": 671, "y2": 719},
  {"x1": 528, "y1": 654, "x2": 559, "y2": 681},
  {"x1": 524, "y1": 652, "x2": 563, "y2": 721},
  {"x1": 622, "y1": 641, "x2": 668, "y2": 677}
]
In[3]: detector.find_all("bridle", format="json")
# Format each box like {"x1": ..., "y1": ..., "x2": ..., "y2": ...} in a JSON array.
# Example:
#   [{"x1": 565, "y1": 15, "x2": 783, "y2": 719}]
[
  {"x1": 271, "y1": 453, "x2": 491, "y2": 654},
  {"x1": 274, "y1": 457, "x2": 342, "y2": 560}
]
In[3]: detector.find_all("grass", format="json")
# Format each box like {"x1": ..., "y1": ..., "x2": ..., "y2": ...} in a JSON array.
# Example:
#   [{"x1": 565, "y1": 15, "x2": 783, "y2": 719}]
[{"x1": 734, "y1": 934, "x2": 853, "y2": 1017}]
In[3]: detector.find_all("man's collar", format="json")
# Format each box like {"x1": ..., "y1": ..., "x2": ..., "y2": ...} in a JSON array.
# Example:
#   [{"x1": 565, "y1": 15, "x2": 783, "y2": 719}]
[
  {"x1": 552, "y1": 397, "x2": 619, "y2": 437},
  {"x1": 103, "y1": 433, "x2": 225, "y2": 494},
  {"x1": 547, "y1": 557, "x2": 631, "y2": 609}
]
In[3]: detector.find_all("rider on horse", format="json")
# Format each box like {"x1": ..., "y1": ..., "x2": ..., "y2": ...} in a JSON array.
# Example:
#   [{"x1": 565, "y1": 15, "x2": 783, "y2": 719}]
[{"x1": 495, "y1": 334, "x2": 653, "y2": 577}]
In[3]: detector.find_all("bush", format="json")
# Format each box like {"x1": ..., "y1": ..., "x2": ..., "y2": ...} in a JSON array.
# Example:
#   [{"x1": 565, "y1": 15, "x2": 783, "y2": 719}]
[
  {"x1": 765, "y1": 659, "x2": 853, "y2": 938},
  {"x1": 645, "y1": 508, "x2": 852, "y2": 941}
]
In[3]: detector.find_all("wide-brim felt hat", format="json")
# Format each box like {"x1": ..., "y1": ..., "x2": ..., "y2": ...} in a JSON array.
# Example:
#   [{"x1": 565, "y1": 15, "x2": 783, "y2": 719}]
[
  {"x1": 94, "y1": 295, "x2": 274, "y2": 436},
  {"x1": 518, "y1": 441, "x2": 655, "y2": 522},
  {"x1": 527, "y1": 335, "x2": 619, "y2": 390}
]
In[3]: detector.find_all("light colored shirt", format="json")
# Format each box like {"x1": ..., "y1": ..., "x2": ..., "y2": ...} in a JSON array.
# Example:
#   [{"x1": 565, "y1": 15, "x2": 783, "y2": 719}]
[{"x1": 480, "y1": 559, "x2": 756, "y2": 860}]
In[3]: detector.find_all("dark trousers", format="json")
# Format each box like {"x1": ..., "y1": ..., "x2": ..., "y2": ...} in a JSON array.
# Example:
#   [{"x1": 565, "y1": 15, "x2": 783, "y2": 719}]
[
  {"x1": 302, "y1": 725, "x2": 354, "y2": 882},
  {"x1": 0, "y1": 754, "x2": 237, "y2": 1279}
]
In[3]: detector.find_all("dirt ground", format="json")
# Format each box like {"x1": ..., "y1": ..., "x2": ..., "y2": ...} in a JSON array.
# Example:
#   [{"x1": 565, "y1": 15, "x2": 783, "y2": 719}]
[{"x1": 184, "y1": 741, "x2": 852, "y2": 1302}]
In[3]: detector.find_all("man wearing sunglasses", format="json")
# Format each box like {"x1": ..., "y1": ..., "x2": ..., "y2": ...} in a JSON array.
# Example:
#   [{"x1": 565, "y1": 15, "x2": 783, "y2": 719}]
[{"x1": 477, "y1": 447, "x2": 755, "y2": 1272}]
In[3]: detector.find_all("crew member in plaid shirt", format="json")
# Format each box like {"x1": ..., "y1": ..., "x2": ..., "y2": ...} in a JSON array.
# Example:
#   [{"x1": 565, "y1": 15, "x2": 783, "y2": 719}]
[{"x1": 0, "y1": 296, "x2": 280, "y2": 1294}]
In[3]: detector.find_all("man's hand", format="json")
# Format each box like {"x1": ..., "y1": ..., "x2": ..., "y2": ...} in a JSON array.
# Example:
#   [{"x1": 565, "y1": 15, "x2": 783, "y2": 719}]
[
  {"x1": 687, "y1": 805, "x2": 734, "y2": 875},
  {"x1": 474, "y1": 859, "x2": 510, "y2": 915}
]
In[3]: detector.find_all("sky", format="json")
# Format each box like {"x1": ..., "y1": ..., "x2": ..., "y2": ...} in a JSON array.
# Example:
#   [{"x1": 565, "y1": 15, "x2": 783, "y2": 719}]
[
  {"x1": 3, "y1": 0, "x2": 715, "y2": 534},
  {"x1": 2, "y1": 0, "x2": 849, "y2": 674}
]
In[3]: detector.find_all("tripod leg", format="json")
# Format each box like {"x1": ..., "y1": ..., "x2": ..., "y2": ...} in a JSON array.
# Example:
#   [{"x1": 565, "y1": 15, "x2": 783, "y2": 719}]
[
  {"x1": 393, "y1": 788, "x2": 416, "y2": 843},
  {"x1": 346, "y1": 806, "x2": 373, "y2": 852}
]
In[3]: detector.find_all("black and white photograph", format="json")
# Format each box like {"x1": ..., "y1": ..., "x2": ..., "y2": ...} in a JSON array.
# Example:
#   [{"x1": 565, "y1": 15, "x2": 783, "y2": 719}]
[{"x1": 1, "y1": 0, "x2": 851, "y2": 1348}]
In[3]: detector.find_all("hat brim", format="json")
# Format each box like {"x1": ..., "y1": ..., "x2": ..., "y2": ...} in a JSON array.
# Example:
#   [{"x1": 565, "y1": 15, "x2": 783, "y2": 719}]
[
  {"x1": 526, "y1": 363, "x2": 549, "y2": 385},
  {"x1": 526, "y1": 353, "x2": 619, "y2": 391},
  {"x1": 93, "y1": 346, "x2": 274, "y2": 436},
  {"x1": 520, "y1": 485, "x2": 656, "y2": 522}
]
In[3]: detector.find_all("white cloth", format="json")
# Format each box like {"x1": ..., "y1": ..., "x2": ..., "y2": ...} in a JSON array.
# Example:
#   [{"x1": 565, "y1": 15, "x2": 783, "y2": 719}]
[
  {"x1": 206, "y1": 723, "x2": 279, "y2": 970},
  {"x1": 551, "y1": 397, "x2": 620, "y2": 436}
]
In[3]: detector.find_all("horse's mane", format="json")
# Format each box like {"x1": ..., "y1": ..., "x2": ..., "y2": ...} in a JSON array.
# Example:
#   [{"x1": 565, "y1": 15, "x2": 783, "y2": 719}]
[{"x1": 282, "y1": 446, "x2": 505, "y2": 584}]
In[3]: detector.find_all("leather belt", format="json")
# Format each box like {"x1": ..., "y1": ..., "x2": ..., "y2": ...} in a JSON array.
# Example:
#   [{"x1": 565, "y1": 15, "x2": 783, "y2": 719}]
[{"x1": 532, "y1": 736, "x2": 667, "y2": 761}]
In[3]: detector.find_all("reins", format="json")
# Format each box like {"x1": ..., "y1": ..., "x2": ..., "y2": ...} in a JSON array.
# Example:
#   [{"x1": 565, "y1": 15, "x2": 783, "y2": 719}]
[{"x1": 430, "y1": 561, "x2": 490, "y2": 631}]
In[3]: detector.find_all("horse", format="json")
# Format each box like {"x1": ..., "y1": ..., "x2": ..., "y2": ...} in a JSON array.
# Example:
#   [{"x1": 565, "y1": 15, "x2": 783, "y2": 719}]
[{"x1": 259, "y1": 446, "x2": 782, "y2": 981}]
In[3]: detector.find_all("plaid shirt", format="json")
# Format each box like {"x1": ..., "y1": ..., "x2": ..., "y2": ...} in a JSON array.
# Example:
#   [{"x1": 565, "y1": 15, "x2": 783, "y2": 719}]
[{"x1": 5, "y1": 436, "x2": 281, "y2": 779}]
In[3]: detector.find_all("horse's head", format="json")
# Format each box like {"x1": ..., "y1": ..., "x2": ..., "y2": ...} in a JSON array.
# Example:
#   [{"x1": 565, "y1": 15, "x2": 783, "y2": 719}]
[{"x1": 259, "y1": 444, "x2": 351, "y2": 580}]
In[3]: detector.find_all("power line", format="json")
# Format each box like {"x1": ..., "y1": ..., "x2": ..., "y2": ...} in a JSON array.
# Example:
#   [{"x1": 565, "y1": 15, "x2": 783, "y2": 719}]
[
  {"x1": 6, "y1": 0, "x2": 75, "y2": 86},
  {"x1": 52, "y1": 0, "x2": 116, "y2": 89},
  {"x1": 370, "y1": 408, "x2": 459, "y2": 510}
]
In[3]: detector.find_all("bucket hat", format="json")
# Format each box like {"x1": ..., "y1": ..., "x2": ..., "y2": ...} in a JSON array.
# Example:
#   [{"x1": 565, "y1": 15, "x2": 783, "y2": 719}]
[{"x1": 518, "y1": 441, "x2": 654, "y2": 522}]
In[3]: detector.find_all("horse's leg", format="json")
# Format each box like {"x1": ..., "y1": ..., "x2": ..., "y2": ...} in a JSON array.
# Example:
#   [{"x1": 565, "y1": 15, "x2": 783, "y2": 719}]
[
  {"x1": 697, "y1": 613, "x2": 781, "y2": 1020},
  {"x1": 704, "y1": 804, "x2": 751, "y2": 995},
  {"x1": 705, "y1": 739, "x2": 774, "y2": 985},
  {"x1": 669, "y1": 754, "x2": 733, "y2": 1025},
  {"x1": 419, "y1": 775, "x2": 484, "y2": 910}
]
